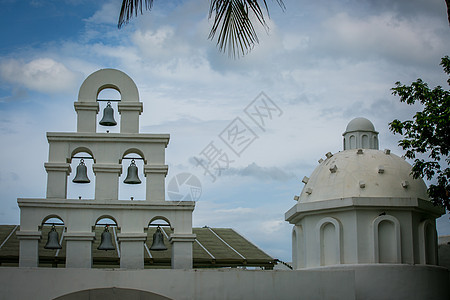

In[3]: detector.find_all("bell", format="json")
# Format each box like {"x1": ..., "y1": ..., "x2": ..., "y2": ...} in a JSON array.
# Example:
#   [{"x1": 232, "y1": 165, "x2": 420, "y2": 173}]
[
  {"x1": 97, "y1": 226, "x2": 115, "y2": 251},
  {"x1": 150, "y1": 227, "x2": 167, "y2": 251},
  {"x1": 124, "y1": 159, "x2": 141, "y2": 184},
  {"x1": 99, "y1": 101, "x2": 117, "y2": 126},
  {"x1": 72, "y1": 159, "x2": 90, "y2": 183},
  {"x1": 44, "y1": 225, "x2": 62, "y2": 249}
]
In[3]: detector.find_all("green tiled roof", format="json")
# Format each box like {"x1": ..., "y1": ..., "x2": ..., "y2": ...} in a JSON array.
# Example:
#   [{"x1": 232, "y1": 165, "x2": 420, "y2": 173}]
[{"x1": 0, "y1": 225, "x2": 275, "y2": 269}]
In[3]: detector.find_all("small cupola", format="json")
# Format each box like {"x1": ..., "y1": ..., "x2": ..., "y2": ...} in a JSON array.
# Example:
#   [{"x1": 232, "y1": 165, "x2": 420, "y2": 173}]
[{"x1": 342, "y1": 117, "x2": 379, "y2": 150}]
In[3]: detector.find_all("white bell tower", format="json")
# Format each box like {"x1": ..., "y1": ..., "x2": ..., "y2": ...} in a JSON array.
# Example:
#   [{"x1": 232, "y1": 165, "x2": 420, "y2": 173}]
[{"x1": 17, "y1": 69, "x2": 196, "y2": 269}]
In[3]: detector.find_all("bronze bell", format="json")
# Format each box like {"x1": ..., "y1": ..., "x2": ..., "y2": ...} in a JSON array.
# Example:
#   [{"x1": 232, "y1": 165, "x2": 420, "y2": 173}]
[
  {"x1": 44, "y1": 225, "x2": 62, "y2": 249},
  {"x1": 124, "y1": 159, "x2": 141, "y2": 184},
  {"x1": 97, "y1": 226, "x2": 115, "y2": 251},
  {"x1": 73, "y1": 159, "x2": 90, "y2": 183},
  {"x1": 99, "y1": 101, "x2": 117, "y2": 126},
  {"x1": 150, "y1": 226, "x2": 167, "y2": 251}
]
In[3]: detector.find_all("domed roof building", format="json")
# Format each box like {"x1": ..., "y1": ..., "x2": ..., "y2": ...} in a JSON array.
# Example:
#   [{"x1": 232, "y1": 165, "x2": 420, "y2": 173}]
[
  {"x1": 301, "y1": 149, "x2": 429, "y2": 202},
  {"x1": 286, "y1": 117, "x2": 444, "y2": 269}
]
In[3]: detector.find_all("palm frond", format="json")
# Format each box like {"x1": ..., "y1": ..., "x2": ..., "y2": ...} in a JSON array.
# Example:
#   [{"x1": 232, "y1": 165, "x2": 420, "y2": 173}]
[
  {"x1": 117, "y1": 0, "x2": 285, "y2": 57},
  {"x1": 118, "y1": 0, "x2": 154, "y2": 28},
  {"x1": 208, "y1": 0, "x2": 284, "y2": 58}
]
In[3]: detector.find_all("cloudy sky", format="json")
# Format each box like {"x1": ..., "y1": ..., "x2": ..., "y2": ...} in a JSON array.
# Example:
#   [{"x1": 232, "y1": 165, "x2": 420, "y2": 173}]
[{"x1": 0, "y1": 0, "x2": 449, "y2": 262}]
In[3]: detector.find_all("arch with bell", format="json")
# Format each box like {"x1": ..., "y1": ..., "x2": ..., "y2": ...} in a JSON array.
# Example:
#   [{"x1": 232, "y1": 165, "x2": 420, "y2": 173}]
[
  {"x1": 147, "y1": 218, "x2": 172, "y2": 252},
  {"x1": 17, "y1": 69, "x2": 196, "y2": 270},
  {"x1": 94, "y1": 217, "x2": 119, "y2": 252},
  {"x1": 119, "y1": 149, "x2": 146, "y2": 200},
  {"x1": 75, "y1": 68, "x2": 143, "y2": 134},
  {"x1": 68, "y1": 148, "x2": 95, "y2": 199},
  {"x1": 18, "y1": 215, "x2": 67, "y2": 268},
  {"x1": 41, "y1": 216, "x2": 65, "y2": 251}
]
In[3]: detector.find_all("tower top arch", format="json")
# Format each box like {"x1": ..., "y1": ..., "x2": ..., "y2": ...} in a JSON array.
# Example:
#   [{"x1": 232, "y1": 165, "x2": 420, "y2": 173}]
[
  {"x1": 74, "y1": 69, "x2": 143, "y2": 133},
  {"x1": 78, "y1": 68, "x2": 139, "y2": 103}
]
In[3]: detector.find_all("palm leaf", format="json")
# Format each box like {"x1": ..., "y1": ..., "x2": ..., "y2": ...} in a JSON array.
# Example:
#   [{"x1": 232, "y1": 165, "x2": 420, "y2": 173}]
[
  {"x1": 209, "y1": 0, "x2": 284, "y2": 57},
  {"x1": 118, "y1": 0, "x2": 285, "y2": 57},
  {"x1": 118, "y1": 0, "x2": 154, "y2": 28}
]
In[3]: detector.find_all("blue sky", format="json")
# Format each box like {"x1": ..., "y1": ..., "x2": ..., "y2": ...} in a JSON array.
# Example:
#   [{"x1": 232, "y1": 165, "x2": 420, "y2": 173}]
[{"x1": 0, "y1": 0, "x2": 449, "y2": 262}]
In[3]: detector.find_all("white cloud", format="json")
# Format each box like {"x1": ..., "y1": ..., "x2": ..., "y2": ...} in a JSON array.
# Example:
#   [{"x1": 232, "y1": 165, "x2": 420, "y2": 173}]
[
  {"x1": 282, "y1": 34, "x2": 310, "y2": 51},
  {"x1": 260, "y1": 219, "x2": 285, "y2": 235},
  {"x1": 83, "y1": 1, "x2": 119, "y2": 25},
  {"x1": 0, "y1": 58, "x2": 80, "y2": 94},
  {"x1": 223, "y1": 163, "x2": 296, "y2": 181},
  {"x1": 319, "y1": 12, "x2": 447, "y2": 64},
  {"x1": 132, "y1": 27, "x2": 182, "y2": 58},
  {"x1": 215, "y1": 207, "x2": 255, "y2": 214}
]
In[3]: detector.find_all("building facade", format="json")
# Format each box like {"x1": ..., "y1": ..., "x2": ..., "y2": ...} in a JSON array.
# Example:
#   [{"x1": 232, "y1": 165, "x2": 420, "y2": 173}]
[{"x1": 0, "y1": 72, "x2": 448, "y2": 300}]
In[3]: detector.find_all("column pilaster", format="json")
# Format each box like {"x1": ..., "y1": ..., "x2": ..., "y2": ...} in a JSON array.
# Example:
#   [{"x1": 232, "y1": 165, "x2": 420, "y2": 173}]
[
  {"x1": 17, "y1": 231, "x2": 41, "y2": 267},
  {"x1": 169, "y1": 233, "x2": 196, "y2": 269},
  {"x1": 44, "y1": 163, "x2": 71, "y2": 199},
  {"x1": 64, "y1": 232, "x2": 95, "y2": 268},
  {"x1": 117, "y1": 102, "x2": 143, "y2": 134},
  {"x1": 144, "y1": 165, "x2": 168, "y2": 202},
  {"x1": 117, "y1": 233, "x2": 147, "y2": 269},
  {"x1": 74, "y1": 102, "x2": 99, "y2": 133},
  {"x1": 93, "y1": 164, "x2": 122, "y2": 200}
]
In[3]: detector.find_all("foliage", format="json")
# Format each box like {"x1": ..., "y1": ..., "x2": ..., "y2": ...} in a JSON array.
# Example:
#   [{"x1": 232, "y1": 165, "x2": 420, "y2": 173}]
[
  {"x1": 118, "y1": 0, "x2": 284, "y2": 58},
  {"x1": 389, "y1": 56, "x2": 450, "y2": 210}
]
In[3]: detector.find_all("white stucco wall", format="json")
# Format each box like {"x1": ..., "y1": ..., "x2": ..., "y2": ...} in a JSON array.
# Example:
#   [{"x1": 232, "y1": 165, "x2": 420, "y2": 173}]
[{"x1": 0, "y1": 265, "x2": 447, "y2": 300}]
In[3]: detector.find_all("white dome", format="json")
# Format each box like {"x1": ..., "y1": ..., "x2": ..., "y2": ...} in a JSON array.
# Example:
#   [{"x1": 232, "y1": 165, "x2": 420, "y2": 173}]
[
  {"x1": 299, "y1": 149, "x2": 429, "y2": 203},
  {"x1": 345, "y1": 117, "x2": 376, "y2": 133}
]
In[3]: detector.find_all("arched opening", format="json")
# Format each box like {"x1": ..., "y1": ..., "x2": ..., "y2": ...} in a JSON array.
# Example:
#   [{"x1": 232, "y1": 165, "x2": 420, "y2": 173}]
[
  {"x1": 425, "y1": 223, "x2": 436, "y2": 264},
  {"x1": 321, "y1": 223, "x2": 338, "y2": 265},
  {"x1": 93, "y1": 217, "x2": 119, "y2": 268},
  {"x1": 119, "y1": 151, "x2": 146, "y2": 201},
  {"x1": 349, "y1": 135, "x2": 356, "y2": 149},
  {"x1": 292, "y1": 225, "x2": 305, "y2": 269},
  {"x1": 292, "y1": 227, "x2": 297, "y2": 269},
  {"x1": 146, "y1": 218, "x2": 172, "y2": 267},
  {"x1": 316, "y1": 217, "x2": 341, "y2": 266},
  {"x1": 97, "y1": 88, "x2": 121, "y2": 134},
  {"x1": 419, "y1": 220, "x2": 437, "y2": 265},
  {"x1": 53, "y1": 287, "x2": 173, "y2": 300},
  {"x1": 40, "y1": 216, "x2": 65, "y2": 268},
  {"x1": 362, "y1": 134, "x2": 369, "y2": 148},
  {"x1": 68, "y1": 151, "x2": 95, "y2": 200},
  {"x1": 373, "y1": 215, "x2": 401, "y2": 264},
  {"x1": 378, "y1": 220, "x2": 396, "y2": 263}
]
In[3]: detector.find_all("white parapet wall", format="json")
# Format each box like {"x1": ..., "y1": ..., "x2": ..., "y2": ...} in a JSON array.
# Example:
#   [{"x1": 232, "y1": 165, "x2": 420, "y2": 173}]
[{"x1": 0, "y1": 265, "x2": 448, "y2": 300}]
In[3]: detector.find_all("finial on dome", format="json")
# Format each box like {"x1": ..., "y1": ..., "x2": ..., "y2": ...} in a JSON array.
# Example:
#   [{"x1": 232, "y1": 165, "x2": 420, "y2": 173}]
[{"x1": 342, "y1": 117, "x2": 379, "y2": 150}]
